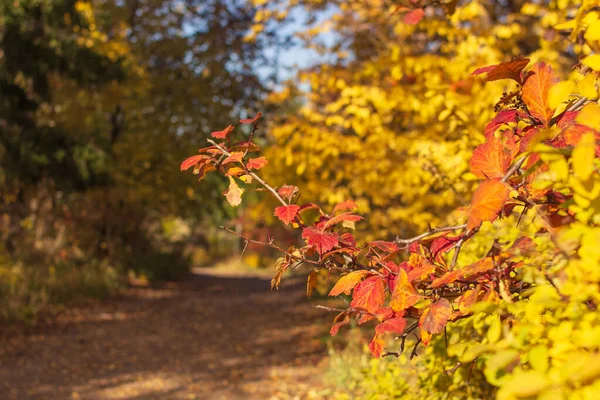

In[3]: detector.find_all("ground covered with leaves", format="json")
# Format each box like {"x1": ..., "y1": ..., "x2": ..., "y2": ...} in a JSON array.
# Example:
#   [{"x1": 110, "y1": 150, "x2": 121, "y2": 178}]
[{"x1": 0, "y1": 268, "x2": 331, "y2": 399}]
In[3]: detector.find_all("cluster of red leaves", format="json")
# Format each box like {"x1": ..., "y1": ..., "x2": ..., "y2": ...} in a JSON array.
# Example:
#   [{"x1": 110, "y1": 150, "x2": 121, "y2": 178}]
[{"x1": 181, "y1": 61, "x2": 599, "y2": 359}]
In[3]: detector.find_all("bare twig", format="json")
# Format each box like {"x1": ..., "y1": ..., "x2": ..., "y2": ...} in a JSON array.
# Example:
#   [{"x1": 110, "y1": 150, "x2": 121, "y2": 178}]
[
  {"x1": 221, "y1": 226, "x2": 320, "y2": 265},
  {"x1": 394, "y1": 224, "x2": 467, "y2": 246}
]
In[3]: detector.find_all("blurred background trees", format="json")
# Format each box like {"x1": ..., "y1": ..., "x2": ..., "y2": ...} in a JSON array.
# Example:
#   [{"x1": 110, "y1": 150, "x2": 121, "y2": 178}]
[{"x1": 0, "y1": 0, "x2": 277, "y2": 319}]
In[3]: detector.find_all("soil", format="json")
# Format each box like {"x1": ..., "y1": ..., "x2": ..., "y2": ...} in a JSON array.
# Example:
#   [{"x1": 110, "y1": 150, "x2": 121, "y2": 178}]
[{"x1": 0, "y1": 268, "x2": 333, "y2": 399}]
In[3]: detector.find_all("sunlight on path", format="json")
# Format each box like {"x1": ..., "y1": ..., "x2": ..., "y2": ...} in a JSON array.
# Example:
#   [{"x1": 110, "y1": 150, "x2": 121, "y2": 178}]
[{"x1": 0, "y1": 269, "x2": 330, "y2": 399}]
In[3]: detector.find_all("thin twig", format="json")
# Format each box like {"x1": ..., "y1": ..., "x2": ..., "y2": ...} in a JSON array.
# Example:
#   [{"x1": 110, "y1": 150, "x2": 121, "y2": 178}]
[
  {"x1": 221, "y1": 226, "x2": 320, "y2": 265},
  {"x1": 394, "y1": 224, "x2": 467, "y2": 245}
]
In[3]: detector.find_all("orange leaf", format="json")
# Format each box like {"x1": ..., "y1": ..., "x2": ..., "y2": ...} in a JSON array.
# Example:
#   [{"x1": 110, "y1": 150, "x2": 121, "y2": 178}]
[
  {"x1": 472, "y1": 58, "x2": 530, "y2": 83},
  {"x1": 470, "y1": 137, "x2": 513, "y2": 179},
  {"x1": 330, "y1": 313, "x2": 350, "y2": 336},
  {"x1": 522, "y1": 63, "x2": 558, "y2": 126},
  {"x1": 419, "y1": 298, "x2": 451, "y2": 334},
  {"x1": 223, "y1": 176, "x2": 244, "y2": 207},
  {"x1": 430, "y1": 269, "x2": 462, "y2": 288},
  {"x1": 180, "y1": 155, "x2": 209, "y2": 171},
  {"x1": 323, "y1": 213, "x2": 364, "y2": 229},
  {"x1": 278, "y1": 185, "x2": 298, "y2": 201},
  {"x1": 222, "y1": 152, "x2": 244, "y2": 165},
  {"x1": 350, "y1": 276, "x2": 385, "y2": 314},
  {"x1": 368, "y1": 334, "x2": 385, "y2": 357},
  {"x1": 333, "y1": 199, "x2": 358, "y2": 213},
  {"x1": 404, "y1": 8, "x2": 424, "y2": 25},
  {"x1": 329, "y1": 270, "x2": 371, "y2": 296},
  {"x1": 467, "y1": 179, "x2": 511, "y2": 231},
  {"x1": 211, "y1": 124, "x2": 234, "y2": 139},
  {"x1": 302, "y1": 227, "x2": 338, "y2": 255},
  {"x1": 274, "y1": 205, "x2": 300, "y2": 225},
  {"x1": 240, "y1": 111, "x2": 262, "y2": 124},
  {"x1": 225, "y1": 167, "x2": 244, "y2": 177},
  {"x1": 247, "y1": 156, "x2": 268, "y2": 170},
  {"x1": 375, "y1": 316, "x2": 407, "y2": 335},
  {"x1": 390, "y1": 269, "x2": 420, "y2": 311}
]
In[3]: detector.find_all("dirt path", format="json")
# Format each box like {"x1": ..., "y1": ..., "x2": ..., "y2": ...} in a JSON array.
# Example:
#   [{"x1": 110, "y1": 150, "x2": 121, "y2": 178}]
[{"x1": 0, "y1": 268, "x2": 332, "y2": 399}]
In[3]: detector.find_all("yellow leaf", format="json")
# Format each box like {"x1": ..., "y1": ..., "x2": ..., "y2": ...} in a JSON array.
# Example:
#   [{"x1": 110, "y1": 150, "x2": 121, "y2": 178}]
[
  {"x1": 586, "y1": 20, "x2": 600, "y2": 41},
  {"x1": 548, "y1": 81, "x2": 575, "y2": 110},
  {"x1": 576, "y1": 102, "x2": 600, "y2": 130},
  {"x1": 577, "y1": 73, "x2": 598, "y2": 99},
  {"x1": 582, "y1": 54, "x2": 600, "y2": 71},
  {"x1": 572, "y1": 133, "x2": 596, "y2": 181}
]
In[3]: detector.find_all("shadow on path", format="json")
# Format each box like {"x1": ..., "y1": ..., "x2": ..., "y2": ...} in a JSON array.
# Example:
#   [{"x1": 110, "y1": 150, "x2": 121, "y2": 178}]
[{"x1": 0, "y1": 268, "x2": 330, "y2": 399}]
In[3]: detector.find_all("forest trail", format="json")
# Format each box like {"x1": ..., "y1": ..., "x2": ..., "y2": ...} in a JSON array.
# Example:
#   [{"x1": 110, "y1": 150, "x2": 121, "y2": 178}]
[{"x1": 0, "y1": 268, "x2": 331, "y2": 399}]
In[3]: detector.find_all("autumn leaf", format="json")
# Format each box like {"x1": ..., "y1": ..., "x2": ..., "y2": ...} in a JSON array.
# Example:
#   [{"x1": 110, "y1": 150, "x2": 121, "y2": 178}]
[
  {"x1": 240, "y1": 111, "x2": 262, "y2": 124},
  {"x1": 181, "y1": 155, "x2": 209, "y2": 171},
  {"x1": 247, "y1": 157, "x2": 268, "y2": 170},
  {"x1": 323, "y1": 213, "x2": 364, "y2": 229},
  {"x1": 375, "y1": 316, "x2": 407, "y2": 335},
  {"x1": 467, "y1": 179, "x2": 511, "y2": 231},
  {"x1": 419, "y1": 298, "x2": 451, "y2": 334},
  {"x1": 470, "y1": 136, "x2": 513, "y2": 179},
  {"x1": 333, "y1": 199, "x2": 358, "y2": 213},
  {"x1": 330, "y1": 314, "x2": 350, "y2": 336},
  {"x1": 225, "y1": 167, "x2": 244, "y2": 177},
  {"x1": 222, "y1": 152, "x2": 244, "y2": 165},
  {"x1": 350, "y1": 276, "x2": 385, "y2": 314},
  {"x1": 278, "y1": 185, "x2": 298, "y2": 201},
  {"x1": 211, "y1": 124, "x2": 234, "y2": 139},
  {"x1": 484, "y1": 110, "x2": 519, "y2": 139},
  {"x1": 329, "y1": 270, "x2": 371, "y2": 296},
  {"x1": 472, "y1": 58, "x2": 530, "y2": 83},
  {"x1": 302, "y1": 227, "x2": 338, "y2": 255},
  {"x1": 522, "y1": 63, "x2": 558, "y2": 126},
  {"x1": 274, "y1": 204, "x2": 300, "y2": 225},
  {"x1": 390, "y1": 269, "x2": 420, "y2": 311},
  {"x1": 223, "y1": 176, "x2": 244, "y2": 207},
  {"x1": 368, "y1": 334, "x2": 385, "y2": 358},
  {"x1": 404, "y1": 8, "x2": 424, "y2": 25}
]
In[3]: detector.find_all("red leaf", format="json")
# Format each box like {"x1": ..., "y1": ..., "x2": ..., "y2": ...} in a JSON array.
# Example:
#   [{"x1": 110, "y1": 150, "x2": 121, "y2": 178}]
[
  {"x1": 302, "y1": 227, "x2": 338, "y2": 255},
  {"x1": 350, "y1": 276, "x2": 385, "y2": 314},
  {"x1": 484, "y1": 110, "x2": 519, "y2": 139},
  {"x1": 431, "y1": 258, "x2": 495, "y2": 288},
  {"x1": 240, "y1": 111, "x2": 262, "y2": 124},
  {"x1": 323, "y1": 213, "x2": 364, "y2": 229},
  {"x1": 247, "y1": 157, "x2": 268, "y2": 170},
  {"x1": 467, "y1": 179, "x2": 511, "y2": 231},
  {"x1": 376, "y1": 317, "x2": 407, "y2": 335},
  {"x1": 211, "y1": 124, "x2": 234, "y2": 139},
  {"x1": 390, "y1": 269, "x2": 420, "y2": 311},
  {"x1": 470, "y1": 136, "x2": 513, "y2": 179},
  {"x1": 329, "y1": 270, "x2": 371, "y2": 296},
  {"x1": 274, "y1": 205, "x2": 300, "y2": 225},
  {"x1": 368, "y1": 334, "x2": 385, "y2": 358},
  {"x1": 339, "y1": 232, "x2": 356, "y2": 247},
  {"x1": 404, "y1": 8, "x2": 424, "y2": 25},
  {"x1": 222, "y1": 152, "x2": 243, "y2": 165},
  {"x1": 330, "y1": 314, "x2": 350, "y2": 336},
  {"x1": 522, "y1": 63, "x2": 558, "y2": 126},
  {"x1": 419, "y1": 298, "x2": 451, "y2": 334},
  {"x1": 333, "y1": 199, "x2": 358, "y2": 213},
  {"x1": 278, "y1": 185, "x2": 298, "y2": 201},
  {"x1": 472, "y1": 58, "x2": 530, "y2": 83},
  {"x1": 430, "y1": 235, "x2": 460, "y2": 257},
  {"x1": 558, "y1": 111, "x2": 596, "y2": 146},
  {"x1": 369, "y1": 241, "x2": 399, "y2": 253},
  {"x1": 180, "y1": 155, "x2": 209, "y2": 171}
]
